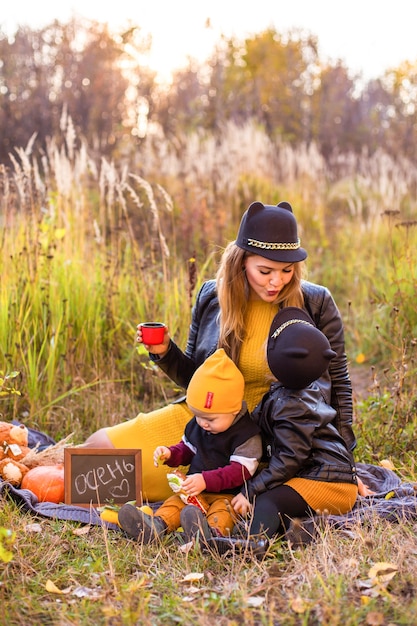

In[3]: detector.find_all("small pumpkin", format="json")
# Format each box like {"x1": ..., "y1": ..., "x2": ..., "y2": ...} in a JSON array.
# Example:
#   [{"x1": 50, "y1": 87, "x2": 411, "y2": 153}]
[
  {"x1": 0, "y1": 458, "x2": 29, "y2": 486},
  {"x1": 21, "y1": 464, "x2": 65, "y2": 503}
]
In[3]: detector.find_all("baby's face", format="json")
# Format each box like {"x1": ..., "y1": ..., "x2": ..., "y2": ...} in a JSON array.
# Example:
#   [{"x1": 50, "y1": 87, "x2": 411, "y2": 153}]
[{"x1": 190, "y1": 408, "x2": 236, "y2": 434}]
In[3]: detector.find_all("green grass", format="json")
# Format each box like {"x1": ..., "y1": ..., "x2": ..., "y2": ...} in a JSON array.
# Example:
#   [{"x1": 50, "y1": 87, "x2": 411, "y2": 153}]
[
  {"x1": 2, "y1": 492, "x2": 417, "y2": 625},
  {"x1": 2, "y1": 124, "x2": 417, "y2": 624}
]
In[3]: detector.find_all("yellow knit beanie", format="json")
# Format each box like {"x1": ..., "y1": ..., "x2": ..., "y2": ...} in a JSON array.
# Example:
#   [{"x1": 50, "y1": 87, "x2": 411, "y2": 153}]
[{"x1": 186, "y1": 349, "x2": 244, "y2": 414}]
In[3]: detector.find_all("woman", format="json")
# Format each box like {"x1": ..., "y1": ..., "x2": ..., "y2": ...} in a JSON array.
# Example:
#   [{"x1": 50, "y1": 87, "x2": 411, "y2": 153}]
[{"x1": 84, "y1": 201, "x2": 356, "y2": 502}]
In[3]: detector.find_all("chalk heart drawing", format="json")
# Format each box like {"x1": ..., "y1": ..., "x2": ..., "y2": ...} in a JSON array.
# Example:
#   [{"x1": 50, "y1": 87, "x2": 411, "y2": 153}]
[{"x1": 109, "y1": 479, "x2": 130, "y2": 499}]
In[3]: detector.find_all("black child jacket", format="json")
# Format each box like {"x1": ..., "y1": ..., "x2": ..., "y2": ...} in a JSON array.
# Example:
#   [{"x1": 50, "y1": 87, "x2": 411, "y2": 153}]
[{"x1": 243, "y1": 382, "x2": 357, "y2": 501}]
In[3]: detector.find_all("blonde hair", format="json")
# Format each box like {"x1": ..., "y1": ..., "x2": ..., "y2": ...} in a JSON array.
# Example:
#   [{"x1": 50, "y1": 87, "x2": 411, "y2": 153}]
[{"x1": 216, "y1": 243, "x2": 305, "y2": 362}]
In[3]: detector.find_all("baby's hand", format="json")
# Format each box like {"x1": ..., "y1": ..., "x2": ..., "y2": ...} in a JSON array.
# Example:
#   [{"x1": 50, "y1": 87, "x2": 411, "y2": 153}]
[
  {"x1": 231, "y1": 493, "x2": 252, "y2": 516},
  {"x1": 153, "y1": 445, "x2": 171, "y2": 467},
  {"x1": 181, "y1": 473, "x2": 206, "y2": 497}
]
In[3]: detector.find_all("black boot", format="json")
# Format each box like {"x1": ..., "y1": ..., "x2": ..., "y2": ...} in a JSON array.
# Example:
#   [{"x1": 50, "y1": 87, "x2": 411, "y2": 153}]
[
  {"x1": 118, "y1": 503, "x2": 166, "y2": 543},
  {"x1": 205, "y1": 536, "x2": 268, "y2": 559},
  {"x1": 180, "y1": 504, "x2": 212, "y2": 545},
  {"x1": 285, "y1": 517, "x2": 319, "y2": 548}
]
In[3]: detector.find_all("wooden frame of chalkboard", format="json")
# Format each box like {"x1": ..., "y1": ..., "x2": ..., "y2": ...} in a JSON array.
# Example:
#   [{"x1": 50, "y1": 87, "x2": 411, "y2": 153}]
[{"x1": 64, "y1": 448, "x2": 143, "y2": 507}]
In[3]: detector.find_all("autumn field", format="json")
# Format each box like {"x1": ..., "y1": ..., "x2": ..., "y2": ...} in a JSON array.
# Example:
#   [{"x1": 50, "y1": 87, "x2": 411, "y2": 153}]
[{"x1": 1, "y1": 123, "x2": 417, "y2": 625}]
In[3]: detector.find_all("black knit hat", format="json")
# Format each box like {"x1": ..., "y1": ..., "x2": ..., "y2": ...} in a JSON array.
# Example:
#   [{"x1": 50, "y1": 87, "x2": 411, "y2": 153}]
[
  {"x1": 267, "y1": 307, "x2": 336, "y2": 389},
  {"x1": 236, "y1": 201, "x2": 307, "y2": 263}
]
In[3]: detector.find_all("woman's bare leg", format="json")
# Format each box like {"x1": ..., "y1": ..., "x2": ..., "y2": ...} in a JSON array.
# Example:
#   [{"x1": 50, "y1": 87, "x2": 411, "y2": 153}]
[{"x1": 82, "y1": 428, "x2": 115, "y2": 448}]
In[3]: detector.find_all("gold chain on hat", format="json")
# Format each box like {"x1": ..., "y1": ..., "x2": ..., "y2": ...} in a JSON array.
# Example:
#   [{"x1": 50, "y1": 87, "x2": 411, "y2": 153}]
[
  {"x1": 246, "y1": 238, "x2": 301, "y2": 250},
  {"x1": 271, "y1": 318, "x2": 312, "y2": 339}
]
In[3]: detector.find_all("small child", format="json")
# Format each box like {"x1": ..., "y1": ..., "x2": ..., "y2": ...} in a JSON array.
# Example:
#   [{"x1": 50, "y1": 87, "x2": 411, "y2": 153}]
[
  {"x1": 118, "y1": 349, "x2": 262, "y2": 544},
  {"x1": 231, "y1": 307, "x2": 358, "y2": 541}
]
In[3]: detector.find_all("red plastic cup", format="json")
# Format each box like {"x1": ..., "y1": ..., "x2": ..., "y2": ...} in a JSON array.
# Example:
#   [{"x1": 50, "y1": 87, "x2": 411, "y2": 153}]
[{"x1": 140, "y1": 322, "x2": 166, "y2": 345}]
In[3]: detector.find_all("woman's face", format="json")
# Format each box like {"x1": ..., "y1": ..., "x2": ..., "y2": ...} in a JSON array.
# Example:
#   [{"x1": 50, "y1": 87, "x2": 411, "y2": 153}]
[{"x1": 244, "y1": 254, "x2": 295, "y2": 302}]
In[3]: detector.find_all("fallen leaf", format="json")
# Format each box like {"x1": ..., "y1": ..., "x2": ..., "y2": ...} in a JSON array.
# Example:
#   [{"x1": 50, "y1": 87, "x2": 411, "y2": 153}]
[
  {"x1": 357, "y1": 579, "x2": 375, "y2": 591},
  {"x1": 179, "y1": 540, "x2": 193, "y2": 554},
  {"x1": 246, "y1": 596, "x2": 265, "y2": 608},
  {"x1": 360, "y1": 587, "x2": 380, "y2": 598},
  {"x1": 181, "y1": 572, "x2": 204, "y2": 583},
  {"x1": 45, "y1": 580, "x2": 71, "y2": 594},
  {"x1": 182, "y1": 585, "x2": 201, "y2": 594},
  {"x1": 72, "y1": 586, "x2": 103, "y2": 599},
  {"x1": 24, "y1": 523, "x2": 43, "y2": 533},
  {"x1": 72, "y1": 525, "x2": 91, "y2": 536},
  {"x1": 368, "y1": 562, "x2": 398, "y2": 583},
  {"x1": 291, "y1": 595, "x2": 308, "y2": 614},
  {"x1": 379, "y1": 459, "x2": 396, "y2": 471}
]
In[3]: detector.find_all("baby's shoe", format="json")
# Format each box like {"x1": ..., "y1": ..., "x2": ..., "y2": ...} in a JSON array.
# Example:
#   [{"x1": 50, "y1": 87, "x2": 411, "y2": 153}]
[
  {"x1": 118, "y1": 503, "x2": 166, "y2": 543},
  {"x1": 180, "y1": 504, "x2": 212, "y2": 545},
  {"x1": 205, "y1": 536, "x2": 268, "y2": 560}
]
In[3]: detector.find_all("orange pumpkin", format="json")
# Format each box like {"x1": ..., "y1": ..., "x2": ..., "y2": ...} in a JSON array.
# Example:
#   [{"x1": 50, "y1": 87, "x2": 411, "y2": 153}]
[{"x1": 21, "y1": 464, "x2": 65, "y2": 503}]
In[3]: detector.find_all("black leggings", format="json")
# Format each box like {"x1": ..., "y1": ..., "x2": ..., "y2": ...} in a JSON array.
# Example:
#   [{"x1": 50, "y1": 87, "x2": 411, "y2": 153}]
[{"x1": 249, "y1": 485, "x2": 314, "y2": 539}]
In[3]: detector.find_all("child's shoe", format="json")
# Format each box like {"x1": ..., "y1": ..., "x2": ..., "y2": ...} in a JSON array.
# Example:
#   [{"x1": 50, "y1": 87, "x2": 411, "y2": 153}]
[
  {"x1": 284, "y1": 516, "x2": 320, "y2": 547},
  {"x1": 205, "y1": 536, "x2": 268, "y2": 559},
  {"x1": 180, "y1": 504, "x2": 212, "y2": 545},
  {"x1": 118, "y1": 503, "x2": 166, "y2": 543}
]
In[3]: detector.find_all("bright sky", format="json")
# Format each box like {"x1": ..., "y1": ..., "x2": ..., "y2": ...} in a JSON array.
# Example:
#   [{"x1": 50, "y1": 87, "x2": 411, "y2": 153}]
[{"x1": 2, "y1": 0, "x2": 417, "y2": 81}]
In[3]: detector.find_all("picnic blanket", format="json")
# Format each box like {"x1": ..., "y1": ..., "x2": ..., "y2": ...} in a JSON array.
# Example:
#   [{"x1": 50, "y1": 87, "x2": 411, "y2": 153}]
[
  {"x1": 325, "y1": 462, "x2": 417, "y2": 525},
  {"x1": 1, "y1": 424, "x2": 416, "y2": 533},
  {"x1": 1, "y1": 462, "x2": 416, "y2": 533}
]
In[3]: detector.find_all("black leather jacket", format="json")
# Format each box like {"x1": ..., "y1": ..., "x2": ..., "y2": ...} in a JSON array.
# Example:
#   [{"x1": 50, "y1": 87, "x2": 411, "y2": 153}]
[
  {"x1": 243, "y1": 383, "x2": 357, "y2": 500},
  {"x1": 152, "y1": 279, "x2": 356, "y2": 451}
]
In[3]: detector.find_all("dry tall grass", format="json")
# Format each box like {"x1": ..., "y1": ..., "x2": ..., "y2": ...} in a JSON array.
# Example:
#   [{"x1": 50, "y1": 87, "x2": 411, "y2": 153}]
[{"x1": 2, "y1": 117, "x2": 416, "y2": 441}]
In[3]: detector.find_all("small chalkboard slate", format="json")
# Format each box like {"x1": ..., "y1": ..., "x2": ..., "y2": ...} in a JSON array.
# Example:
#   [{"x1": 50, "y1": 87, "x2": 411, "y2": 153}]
[{"x1": 64, "y1": 448, "x2": 142, "y2": 507}]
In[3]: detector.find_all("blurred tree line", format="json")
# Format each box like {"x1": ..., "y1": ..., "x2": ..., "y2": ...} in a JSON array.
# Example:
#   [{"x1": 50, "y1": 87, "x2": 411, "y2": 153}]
[{"x1": 1, "y1": 18, "x2": 417, "y2": 167}]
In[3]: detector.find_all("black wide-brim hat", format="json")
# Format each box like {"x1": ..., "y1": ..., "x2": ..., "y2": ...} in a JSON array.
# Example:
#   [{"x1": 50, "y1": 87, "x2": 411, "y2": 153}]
[
  {"x1": 267, "y1": 307, "x2": 336, "y2": 389},
  {"x1": 236, "y1": 201, "x2": 307, "y2": 263}
]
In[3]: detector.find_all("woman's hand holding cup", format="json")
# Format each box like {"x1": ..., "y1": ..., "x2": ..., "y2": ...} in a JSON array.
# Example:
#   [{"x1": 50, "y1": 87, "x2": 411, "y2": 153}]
[{"x1": 137, "y1": 322, "x2": 169, "y2": 355}]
